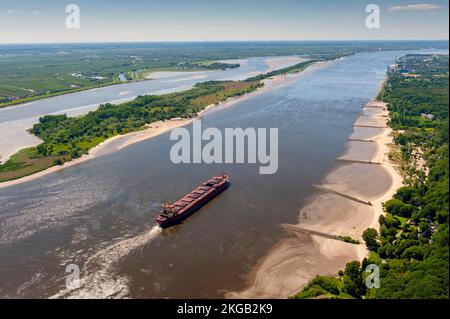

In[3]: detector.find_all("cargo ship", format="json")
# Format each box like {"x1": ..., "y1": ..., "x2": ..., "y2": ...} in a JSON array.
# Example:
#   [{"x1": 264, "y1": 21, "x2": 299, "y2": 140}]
[{"x1": 156, "y1": 174, "x2": 230, "y2": 228}]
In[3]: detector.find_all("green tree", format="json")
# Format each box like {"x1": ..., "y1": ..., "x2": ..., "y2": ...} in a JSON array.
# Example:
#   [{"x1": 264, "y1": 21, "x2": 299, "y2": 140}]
[
  {"x1": 362, "y1": 228, "x2": 379, "y2": 251},
  {"x1": 343, "y1": 261, "x2": 365, "y2": 298}
]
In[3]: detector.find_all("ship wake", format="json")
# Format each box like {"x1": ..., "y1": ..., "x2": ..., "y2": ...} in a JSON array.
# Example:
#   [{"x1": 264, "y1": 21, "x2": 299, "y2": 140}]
[{"x1": 51, "y1": 225, "x2": 162, "y2": 299}]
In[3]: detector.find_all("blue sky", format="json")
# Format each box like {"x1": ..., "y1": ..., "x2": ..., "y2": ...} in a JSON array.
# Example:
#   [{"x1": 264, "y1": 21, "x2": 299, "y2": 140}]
[{"x1": 0, "y1": 0, "x2": 448, "y2": 43}]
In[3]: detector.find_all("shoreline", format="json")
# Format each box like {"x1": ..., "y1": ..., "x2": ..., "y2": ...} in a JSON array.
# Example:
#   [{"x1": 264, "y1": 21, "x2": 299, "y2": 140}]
[
  {"x1": 0, "y1": 55, "x2": 302, "y2": 110},
  {"x1": 226, "y1": 97, "x2": 404, "y2": 298},
  {"x1": 0, "y1": 60, "x2": 330, "y2": 189},
  {"x1": 0, "y1": 68, "x2": 226, "y2": 109},
  {"x1": 0, "y1": 56, "x2": 315, "y2": 164},
  {"x1": 0, "y1": 81, "x2": 121, "y2": 109}
]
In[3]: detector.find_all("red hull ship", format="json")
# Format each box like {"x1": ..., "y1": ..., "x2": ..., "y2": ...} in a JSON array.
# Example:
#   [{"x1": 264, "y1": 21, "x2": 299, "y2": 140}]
[{"x1": 156, "y1": 174, "x2": 230, "y2": 228}]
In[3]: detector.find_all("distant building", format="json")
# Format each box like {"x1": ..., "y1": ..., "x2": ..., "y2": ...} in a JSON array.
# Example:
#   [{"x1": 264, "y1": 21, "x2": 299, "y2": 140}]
[
  {"x1": 421, "y1": 113, "x2": 435, "y2": 120},
  {"x1": 387, "y1": 63, "x2": 398, "y2": 74},
  {"x1": 398, "y1": 56, "x2": 410, "y2": 73},
  {"x1": 402, "y1": 73, "x2": 420, "y2": 78},
  {"x1": 387, "y1": 56, "x2": 410, "y2": 75}
]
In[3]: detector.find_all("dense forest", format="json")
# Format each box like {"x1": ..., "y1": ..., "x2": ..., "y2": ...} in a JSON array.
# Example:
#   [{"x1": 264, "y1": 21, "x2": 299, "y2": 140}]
[{"x1": 293, "y1": 54, "x2": 449, "y2": 299}]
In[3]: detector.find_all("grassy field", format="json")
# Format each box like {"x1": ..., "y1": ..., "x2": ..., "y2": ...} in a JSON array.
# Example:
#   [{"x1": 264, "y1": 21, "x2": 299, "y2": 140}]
[{"x1": 0, "y1": 148, "x2": 59, "y2": 183}]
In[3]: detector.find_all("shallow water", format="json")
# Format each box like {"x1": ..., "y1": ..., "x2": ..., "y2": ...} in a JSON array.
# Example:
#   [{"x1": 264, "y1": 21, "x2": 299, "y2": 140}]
[
  {"x1": 0, "y1": 49, "x2": 446, "y2": 298},
  {"x1": 338, "y1": 141, "x2": 378, "y2": 162}
]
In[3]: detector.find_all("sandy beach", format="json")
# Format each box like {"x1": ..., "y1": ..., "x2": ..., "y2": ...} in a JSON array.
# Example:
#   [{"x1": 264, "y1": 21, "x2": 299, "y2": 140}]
[
  {"x1": 0, "y1": 121, "x2": 43, "y2": 164},
  {"x1": 0, "y1": 60, "x2": 329, "y2": 189},
  {"x1": 227, "y1": 99, "x2": 404, "y2": 299}
]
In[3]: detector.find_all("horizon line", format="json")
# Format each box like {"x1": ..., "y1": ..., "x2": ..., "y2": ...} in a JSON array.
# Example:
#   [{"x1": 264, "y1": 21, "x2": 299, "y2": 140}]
[{"x1": 0, "y1": 39, "x2": 449, "y2": 46}]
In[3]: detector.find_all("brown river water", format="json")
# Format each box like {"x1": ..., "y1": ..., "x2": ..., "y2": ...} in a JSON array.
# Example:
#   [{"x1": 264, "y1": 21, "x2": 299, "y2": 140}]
[{"x1": 0, "y1": 49, "x2": 444, "y2": 298}]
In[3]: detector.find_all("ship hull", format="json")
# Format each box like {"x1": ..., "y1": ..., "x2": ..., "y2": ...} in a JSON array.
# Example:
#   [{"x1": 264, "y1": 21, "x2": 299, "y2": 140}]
[{"x1": 157, "y1": 180, "x2": 229, "y2": 228}]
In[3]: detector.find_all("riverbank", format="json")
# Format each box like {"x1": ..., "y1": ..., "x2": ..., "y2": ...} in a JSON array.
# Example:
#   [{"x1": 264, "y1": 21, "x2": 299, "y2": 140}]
[
  {"x1": 0, "y1": 60, "x2": 330, "y2": 189},
  {"x1": 0, "y1": 81, "x2": 120, "y2": 109},
  {"x1": 0, "y1": 62, "x2": 247, "y2": 109},
  {"x1": 226, "y1": 99, "x2": 404, "y2": 299},
  {"x1": 0, "y1": 56, "x2": 308, "y2": 164}
]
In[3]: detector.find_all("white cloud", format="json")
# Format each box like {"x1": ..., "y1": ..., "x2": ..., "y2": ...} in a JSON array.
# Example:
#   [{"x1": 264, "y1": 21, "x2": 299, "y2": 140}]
[
  {"x1": 5, "y1": 9, "x2": 40, "y2": 15},
  {"x1": 388, "y1": 3, "x2": 442, "y2": 13}
]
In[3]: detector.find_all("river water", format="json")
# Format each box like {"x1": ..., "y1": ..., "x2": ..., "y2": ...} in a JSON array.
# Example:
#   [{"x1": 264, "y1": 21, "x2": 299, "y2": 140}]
[
  {"x1": 0, "y1": 56, "x2": 303, "y2": 163},
  {"x1": 0, "y1": 49, "x2": 446, "y2": 298}
]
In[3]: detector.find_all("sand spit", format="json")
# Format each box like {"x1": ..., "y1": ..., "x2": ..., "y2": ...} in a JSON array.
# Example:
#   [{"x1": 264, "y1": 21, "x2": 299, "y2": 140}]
[
  {"x1": 227, "y1": 100, "x2": 403, "y2": 299},
  {"x1": 265, "y1": 56, "x2": 307, "y2": 72},
  {"x1": 0, "y1": 123, "x2": 43, "y2": 164}
]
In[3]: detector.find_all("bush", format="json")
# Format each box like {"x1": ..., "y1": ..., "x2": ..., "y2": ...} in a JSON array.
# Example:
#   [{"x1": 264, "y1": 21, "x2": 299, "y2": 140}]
[
  {"x1": 291, "y1": 275, "x2": 344, "y2": 299},
  {"x1": 395, "y1": 186, "x2": 417, "y2": 203},
  {"x1": 309, "y1": 276, "x2": 341, "y2": 295},
  {"x1": 362, "y1": 228, "x2": 379, "y2": 251},
  {"x1": 378, "y1": 243, "x2": 395, "y2": 259},
  {"x1": 343, "y1": 261, "x2": 365, "y2": 298},
  {"x1": 53, "y1": 158, "x2": 64, "y2": 165},
  {"x1": 401, "y1": 245, "x2": 425, "y2": 260},
  {"x1": 385, "y1": 199, "x2": 414, "y2": 218},
  {"x1": 70, "y1": 150, "x2": 81, "y2": 159},
  {"x1": 340, "y1": 236, "x2": 360, "y2": 244}
]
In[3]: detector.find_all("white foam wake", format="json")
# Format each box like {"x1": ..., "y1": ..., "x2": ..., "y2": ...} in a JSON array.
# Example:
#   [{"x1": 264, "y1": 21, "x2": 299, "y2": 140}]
[{"x1": 51, "y1": 226, "x2": 162, "y2": 299}]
